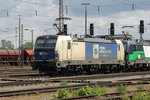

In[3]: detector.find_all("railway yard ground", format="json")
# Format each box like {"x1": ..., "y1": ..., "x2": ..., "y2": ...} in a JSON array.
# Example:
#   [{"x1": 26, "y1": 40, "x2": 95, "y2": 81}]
[{"x1": 0, "y1": 66, "x2": 150, "y2": 100}]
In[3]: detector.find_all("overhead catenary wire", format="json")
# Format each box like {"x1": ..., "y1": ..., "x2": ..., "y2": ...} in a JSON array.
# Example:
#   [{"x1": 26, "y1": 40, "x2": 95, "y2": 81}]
[
  {"x1": 13, "y1": 0, "x2": 58, "y2": 7},
  {"x1": 112, "y1": 0, "x2": 150, "y2": 10},
  {"x1": 1, "y1": 0, "x2": 149, "y2": 20},
  {"x1": 0, "y1": 0, "x2": 150, "y2": 33}
]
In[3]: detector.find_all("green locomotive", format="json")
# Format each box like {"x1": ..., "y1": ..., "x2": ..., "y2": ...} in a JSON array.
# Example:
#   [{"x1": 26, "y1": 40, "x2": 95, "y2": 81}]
[{"x1": 123, "y1": 40, "x2": 150, "y2": 71}]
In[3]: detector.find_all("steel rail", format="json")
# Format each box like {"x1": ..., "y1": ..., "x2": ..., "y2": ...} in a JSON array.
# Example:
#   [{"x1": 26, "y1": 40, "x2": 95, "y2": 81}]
[{"x1": 0, "y1": 79, "x2": 150, "y2": 97}]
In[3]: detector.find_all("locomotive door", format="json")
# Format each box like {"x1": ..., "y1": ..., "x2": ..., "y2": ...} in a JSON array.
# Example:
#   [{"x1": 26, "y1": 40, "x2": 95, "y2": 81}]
[
  {"x1": 67, "y1": 41, "x2": 72, "y2": 60},
  {"x1": 117, "y1": 44, "x2": 121, "y2": 60}
]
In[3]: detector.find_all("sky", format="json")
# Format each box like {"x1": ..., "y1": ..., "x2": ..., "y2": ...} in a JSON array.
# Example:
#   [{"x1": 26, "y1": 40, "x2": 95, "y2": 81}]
[{"x1": 0, "y1": 0, "x2": 150, "y2": 48}]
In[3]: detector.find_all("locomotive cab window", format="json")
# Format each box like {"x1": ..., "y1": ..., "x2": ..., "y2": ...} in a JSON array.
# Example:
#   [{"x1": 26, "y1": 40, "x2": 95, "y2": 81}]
[
  {"x1": 35, "y1": 39, "x2": 45, "y2": 49},
  {"x1": 137, "y1": 45, "x2": 143, "y2": 51},
  {"x1": 129, "y1": 45, "x2": 136, "y2": 54},
  {"x1": 35, "y1": 36, "x2": 57, "y2": 49},
  {"x1": 45, "y1": 39, "x2": 57, "y2": 49}
]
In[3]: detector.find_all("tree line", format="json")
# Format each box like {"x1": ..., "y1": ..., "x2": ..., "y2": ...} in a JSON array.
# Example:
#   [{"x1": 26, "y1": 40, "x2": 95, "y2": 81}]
[{"x1": 0, "y1": 39, "x2": 33, "y2": 50}]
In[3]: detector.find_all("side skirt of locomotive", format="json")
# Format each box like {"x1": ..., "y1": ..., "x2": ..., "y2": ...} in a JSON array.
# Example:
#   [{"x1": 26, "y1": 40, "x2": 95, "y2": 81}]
[
  {"x1": 32, "y1": 60, "x2": 125, "y2": 74},
  {"x1": 56, "y1": 60, "x2": 125, "y2": 74},
  {"x1": 127, "y1": 60, "x2": 150, "y2": 72},
  {"x1": 32, "y1": 59, "x2": 150, "y2": 75}
]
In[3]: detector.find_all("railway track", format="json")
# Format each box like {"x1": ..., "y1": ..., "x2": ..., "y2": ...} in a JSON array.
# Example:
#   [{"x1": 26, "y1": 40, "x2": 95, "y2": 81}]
[
  {"x1": 8, "y1": 71, "x2": 150, "y2": 82},
  {"x1": 1, "y1": 76, "x2": 150, "y2": 88},
  {"x1": 0, "y1": 72, "x2": 150, "y2": 98},
  {"x1": 0, "y1": 71, "x2": 150, "y2": 87},
  {"x1": 0, "y1": 70, "x2": 38, "y2": 78},
  {"x1": 0, "y1": 80, "x2": 149, "y2": 98},
  {"x1": 0, "y1": 83, "x2": 85, "y2": 97},
  {"x1": 0, "y1": 71, "x2": 150, "y2": 98}
]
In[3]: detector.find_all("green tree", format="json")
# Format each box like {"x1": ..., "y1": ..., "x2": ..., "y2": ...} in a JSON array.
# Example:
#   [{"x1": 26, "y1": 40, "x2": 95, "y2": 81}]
[
  {"x1": 23, "y1": 42, "x2": 33, "y2": 50},
  {"x1": 0, "y1": 39, "x2": 14, "y2": 49},
  {"x1": 5, "y1": 41, "x2": 14, "y2": 49},
  {"x1": 0, "y1": 40, "x2": 7, "y2": 49}
]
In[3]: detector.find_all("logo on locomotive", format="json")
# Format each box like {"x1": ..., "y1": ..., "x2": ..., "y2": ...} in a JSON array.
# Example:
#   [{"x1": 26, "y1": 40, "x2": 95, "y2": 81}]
[
  {"x1": 39, "y1": 52, "x2": 48, "y2": 55},
  {"x1": 93, "y1": 44, "x2": 99, "y2": 59}
]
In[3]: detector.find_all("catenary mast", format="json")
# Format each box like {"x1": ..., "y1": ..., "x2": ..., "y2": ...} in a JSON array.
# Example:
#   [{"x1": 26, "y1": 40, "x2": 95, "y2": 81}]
[
  {"x1": 55, "y1": 0, "x2": 71, "y2": 34},
  {"x1": 59, "y1": 0, "x2": 64, "y2": 33}
]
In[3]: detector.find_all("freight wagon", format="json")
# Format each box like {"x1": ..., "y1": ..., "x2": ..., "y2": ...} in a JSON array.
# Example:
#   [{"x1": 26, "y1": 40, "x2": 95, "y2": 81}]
[{"x1": 0, "y1": 49, "x2": 33, "y2": 66}]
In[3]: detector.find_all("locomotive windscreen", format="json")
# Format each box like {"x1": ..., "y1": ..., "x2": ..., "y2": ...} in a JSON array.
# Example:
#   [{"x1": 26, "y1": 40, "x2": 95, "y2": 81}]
[
  {"x1": 35, "y1": 36, "x2": 57, "y2": 49},
  {"x1": 45, "y1": 39, "x2": 57, "y2": 49},
  {"x1": 34, "y1": 35, "x2": 58, "y2": 61},
  {"x1": 35, "y1": 39, "x2": 45, "y2": 49}
]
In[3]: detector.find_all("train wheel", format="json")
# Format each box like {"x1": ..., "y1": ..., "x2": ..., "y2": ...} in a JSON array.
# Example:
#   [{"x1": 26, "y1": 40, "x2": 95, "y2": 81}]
[
  {"x1": 94, "y1": 67, "x2": 99, "y2": 74},
  {"x1": 60, "y1": 68, "x2": 68, "y2": 76},
  {"x1": 39, "y1": 71, "x2": 44, "y2": 75},
  {"x1": 99, "y1": 65, "x2": 104, "y2": 74},
  {"x1": 75, "y1": 68, "x2": 83, "y2": 75},
  {"x1": 85, "y1": 68, "x2": 90, "y2": 75},
  {"x1": 9, "y1": 62, "x2": 13, "y2": 66}
]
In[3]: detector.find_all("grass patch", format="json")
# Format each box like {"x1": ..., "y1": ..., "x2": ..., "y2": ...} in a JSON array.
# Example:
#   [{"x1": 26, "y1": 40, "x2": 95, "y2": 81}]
[
  {"x1": 93, "y1": 84, "x2": 108, "y2": 96},
  {"x1": 116, "y1": 84, "x2": 126, "y2": 93},
  {"x1": 53, "y1": 89, "x2": 69, "y2": 99},
  {"x1": 132, "y1": 91, "x2": 150, "y2": 100},
  {"x1": 73, "y1": 84, "x2": 107, "y2": 97},
  {"x1": 122, "y1": 94, "x2": 130, "y2": 100},
  {"x1": 53, "y1": 84, "x2": 108, "y2": 99},
  {"x1": 60, "y1": 81, "x2": 68, "y2": 86},
  {"x1": 73, "y1": 85, "x2": 95, "y2": 96},
  {"x1": 136, "y1": 85, "x2": 144, "y2": 90},
  {"x1": 35, "y1": 91, "x2": 39, "y2": 95},
  {"x1": 44, "y1": 82, "x2": 49, "y2": 86}
]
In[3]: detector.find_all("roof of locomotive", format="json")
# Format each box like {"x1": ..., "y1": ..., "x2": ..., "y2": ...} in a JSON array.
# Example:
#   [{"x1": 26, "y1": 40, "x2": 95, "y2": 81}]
[
  {"x1": 37, "y1": 35, "x2": 58, "y2": 39},
  {"x1": 71, "y1": 35, "x2": 117, "y2": 43},
  {"x1": 37, "y1": 35, "x2": 116, "y2": 43},
  {"x1": 122, "y1": 40, "x2": 150, "y2": 46},
  {"x1": 72, "y1": 37, "x2": 116, "y2": 43}
]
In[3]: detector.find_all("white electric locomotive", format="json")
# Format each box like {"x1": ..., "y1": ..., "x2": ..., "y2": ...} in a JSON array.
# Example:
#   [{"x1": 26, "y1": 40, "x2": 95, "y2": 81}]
[{"x1": 32, "y1": 35, "x2": 125, "y2": 74}]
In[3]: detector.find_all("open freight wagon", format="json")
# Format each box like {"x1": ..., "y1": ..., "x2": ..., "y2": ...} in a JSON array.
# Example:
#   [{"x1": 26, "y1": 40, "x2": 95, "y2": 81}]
[{"x1": 0, "y1": 49, "x2": 33, "y2": 66}]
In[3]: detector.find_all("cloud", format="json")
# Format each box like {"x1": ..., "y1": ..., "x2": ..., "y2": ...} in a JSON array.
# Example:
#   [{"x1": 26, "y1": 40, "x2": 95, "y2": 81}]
[
  {"x1": 112, "y1": 10, "x2": 150, "y2": 39},
  {"x1": 0, "y1": 0, "x2": 150, "y2": 48},
  {"x1": 118, "y1": 17, "x2": 138, "y2": 26}
]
